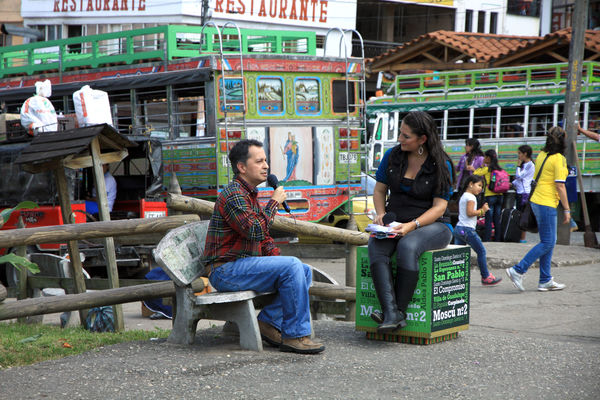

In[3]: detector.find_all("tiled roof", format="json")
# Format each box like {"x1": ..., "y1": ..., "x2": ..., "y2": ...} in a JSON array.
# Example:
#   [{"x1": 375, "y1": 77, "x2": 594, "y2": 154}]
[
  {"x1": 525, "y1": 28, "x2": 600, "y2": 53},
  {"x1": 371, "y1": 30, "x2": 538, "y2": 64},
  {"x1": 369, "y1": 28, "x2": 600, "y2": 71}
]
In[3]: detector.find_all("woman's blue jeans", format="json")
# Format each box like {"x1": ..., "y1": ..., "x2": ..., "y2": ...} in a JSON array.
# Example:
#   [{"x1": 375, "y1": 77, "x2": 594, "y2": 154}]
[
  {"x1": 513, "y1": 203, "x2": 556, "y2": 284},
  {"x1": 453, "y1": 226, "x2": 490, "y2": 279},
  {"x1": 484, "y1": 195, "x2": 503, "y2": 242},
  {"x1": 209, "y1": 256, "x2": 312, "y2": 339}
]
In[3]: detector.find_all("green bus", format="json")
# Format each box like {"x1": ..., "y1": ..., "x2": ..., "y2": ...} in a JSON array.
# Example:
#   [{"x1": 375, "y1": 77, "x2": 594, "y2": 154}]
[{"x1": 366, "y1": 62, "x2": 600, "y2": 229}]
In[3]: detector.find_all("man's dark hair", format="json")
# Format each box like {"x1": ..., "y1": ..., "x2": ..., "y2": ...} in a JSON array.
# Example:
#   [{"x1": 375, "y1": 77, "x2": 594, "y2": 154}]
[
  {"x1": 229, "y1": 139, "x2": 263, "y2": 174},
  {"x1": 518, "y1": 144, "x2": 532, "y2": 158}
]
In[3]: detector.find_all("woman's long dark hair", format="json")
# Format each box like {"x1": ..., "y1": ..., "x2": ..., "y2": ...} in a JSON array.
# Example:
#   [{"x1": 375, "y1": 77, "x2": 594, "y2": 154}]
[
  {"x1": 543, "y1": 126, "x2": 566, "y2": 155},
  {"x1": 484, "y1": 149, "x2": 502, "y2": 172},
  {"x1": 465, "y1": 138, "x2": 483, "y2": 164},
  {"x1": 390, "y1": 111, "x2": 455, "y2": 193}
]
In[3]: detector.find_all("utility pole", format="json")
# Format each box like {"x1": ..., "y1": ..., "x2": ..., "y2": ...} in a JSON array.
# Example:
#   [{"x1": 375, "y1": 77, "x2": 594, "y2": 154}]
[
  {"x1": 201, "y1": 0, "x2": 210, "y2": 26},
  {"x1": 557, "y1": 0, "x2": 588, "y2": 246}
]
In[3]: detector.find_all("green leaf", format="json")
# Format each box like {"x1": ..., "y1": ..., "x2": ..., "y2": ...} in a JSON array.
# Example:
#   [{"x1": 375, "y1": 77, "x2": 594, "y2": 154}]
[
  {"x1": 0, "y1": 254, "x2": 40, "y2": 274},
  {"x1": 0, "y1": 201, "x2": 39, "y2": 227},
  {"x1": 19, "y1": 333, "x2": 43, "y2": 343}
]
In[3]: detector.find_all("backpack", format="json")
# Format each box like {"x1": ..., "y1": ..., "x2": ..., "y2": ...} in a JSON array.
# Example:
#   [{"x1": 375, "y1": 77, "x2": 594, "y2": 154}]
[
  {"x1": 85, "y1": 306, "x2": 115, "y2": 332},
  {"x1": 489, "y1": 169, "x2": 510, "y2": 193}
]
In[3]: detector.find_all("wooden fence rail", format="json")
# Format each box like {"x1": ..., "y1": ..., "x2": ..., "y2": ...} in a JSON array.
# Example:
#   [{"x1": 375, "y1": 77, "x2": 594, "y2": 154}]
[
  {"x1": 167, "y1": 194, "x2": 369, "y2": 246},
  {"x1": 0, "y1": 214, "x2": 200, "y2": 249}
]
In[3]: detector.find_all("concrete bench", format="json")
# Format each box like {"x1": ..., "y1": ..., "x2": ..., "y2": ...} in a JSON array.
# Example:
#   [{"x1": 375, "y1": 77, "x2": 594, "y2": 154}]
[{"x1": 153, "y1": 221, "x2": 274, "y2": 351}]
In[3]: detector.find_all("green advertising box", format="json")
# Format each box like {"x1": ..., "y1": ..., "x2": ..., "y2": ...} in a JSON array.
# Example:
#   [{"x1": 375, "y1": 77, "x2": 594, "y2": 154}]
[{"x1": 356, "y1": 245, "x2": 470, "y2": 343}]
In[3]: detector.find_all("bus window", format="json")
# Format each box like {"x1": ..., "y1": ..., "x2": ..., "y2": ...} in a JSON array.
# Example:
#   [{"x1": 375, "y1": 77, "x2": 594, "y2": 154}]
[
  {"x1": 386, "y1": 113, "x2": 396, "y2": 141},
  {"x1": 172, "y1": 82, "x2": 208, "y2": 137},
  {"x1": 295, "y1": 78, "x2": 321, "y2": 115},
  {"x1": 332, "y1": 80, "x2": 356, "y2": 114},
  {"x1": 257, "y1": 77, "x2": 284, "y2": 115}
]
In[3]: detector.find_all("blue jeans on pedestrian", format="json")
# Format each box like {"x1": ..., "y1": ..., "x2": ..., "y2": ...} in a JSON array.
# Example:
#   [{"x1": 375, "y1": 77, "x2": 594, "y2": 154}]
[
  {"x1": 513, "y1": 202, "x2": 556, "y2": 284},
  {"x1": 209, "y1": 256, "x2": 312, "y2": 339},
  {"x1": 453, "y1": 225, "x2": 490, "y2": 279},
  {"x1": 484, "y1": 195, "x2": 503, "y2": 242}
]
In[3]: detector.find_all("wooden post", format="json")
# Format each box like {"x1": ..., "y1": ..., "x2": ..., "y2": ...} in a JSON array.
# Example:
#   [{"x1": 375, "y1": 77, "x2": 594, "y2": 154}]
[
  {"x1": 15, "y1": 217, "x2": 27, "y2": 302},
  {"x1": 167, "y1": 172, "x2": 182, "y2": 216},
  {"x1": 54, "y1": 166, "x2": 88, "y2": 325},
  {"x1": 345, "y1": 215, "x2": 357, "y2": 321},
  {"x1": 0, "y1": 284, "x2": 6, "y2": 303},
  {"x1": 90, "y1": 137, "x2": 124, "y2": 331},
  {"x1": 572, "y1": 141, "x2": 599, "y2": 248},
  {"x1": 14, "y1": 216, "x2": 43, "y2": 324}
]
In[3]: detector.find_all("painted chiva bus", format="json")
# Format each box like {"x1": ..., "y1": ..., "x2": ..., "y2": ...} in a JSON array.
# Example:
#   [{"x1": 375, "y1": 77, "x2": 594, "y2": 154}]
[
  {"x1": 366, "y1": 62, "x2": 600, "y2": 229},
  {"x1": 0, "y1": 23, "x2": 365, "y2": 225}
]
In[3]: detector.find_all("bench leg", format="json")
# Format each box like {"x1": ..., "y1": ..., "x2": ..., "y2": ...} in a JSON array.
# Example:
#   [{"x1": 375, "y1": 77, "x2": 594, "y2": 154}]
[
  {"x1": 212, "y1": 300, "x2": 263, "y2": 352},
  {"x1": 168, "y1": 287, "x2": 199, "y2": 345}
]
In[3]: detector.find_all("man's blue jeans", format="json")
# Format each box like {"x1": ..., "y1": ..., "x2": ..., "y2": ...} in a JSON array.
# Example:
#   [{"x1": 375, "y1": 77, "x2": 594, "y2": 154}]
[
  {"x1": 209, "y1": 256, "x2": 312, "y2": 339},
  {"x1": 453, "y1": 226, "x2": 490, "y2": 279},
  {"x1": 484, "y1": 195, "x2": 503, "y2": 242},
  {"x1": 513, "y1": 202, "x2": 556, "y2": 284}
]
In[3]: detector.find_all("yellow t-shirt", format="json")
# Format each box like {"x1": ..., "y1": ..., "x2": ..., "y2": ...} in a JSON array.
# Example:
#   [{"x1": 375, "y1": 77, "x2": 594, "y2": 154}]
[
  {"x1": 530, "y1": 151, "x2": 568, "y2": 208},
  {"x1": 473, "y1": 166, "x2": 496, "y2": 197}
]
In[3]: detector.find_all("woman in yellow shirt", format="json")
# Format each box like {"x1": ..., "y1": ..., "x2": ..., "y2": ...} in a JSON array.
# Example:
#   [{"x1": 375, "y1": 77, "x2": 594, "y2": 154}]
[
  {"x1": 506, "y1": 127, "x2": 570, "y2": 292},
  {"x1": 473, "y1": 149, "x2": 505, "y2": 242}
]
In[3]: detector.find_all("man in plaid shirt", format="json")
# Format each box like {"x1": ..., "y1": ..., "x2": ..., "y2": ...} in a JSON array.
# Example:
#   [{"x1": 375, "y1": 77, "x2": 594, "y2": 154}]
[{"x1": 203, "y1": 139, "x2": 325, "y2": 354}]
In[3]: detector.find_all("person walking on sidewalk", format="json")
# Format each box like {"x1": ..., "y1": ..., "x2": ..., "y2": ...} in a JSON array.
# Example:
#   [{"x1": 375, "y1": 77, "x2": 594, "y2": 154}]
[
  {"x1": 512, "y1": 145, "x2": 534, "y2": 243},
  {"x1": 506, "y1": 127, "x2": 570, "y2": 292},
  {"x1": 456, "y1": 138, "x2": 484, "y2": 191},
  {"x1": 474, "y1": 149, "x2": 505, "y2": 242},
  {"x1": 202, "y1": 139, "x2": 324, "y2": 354},
  {"x1": 453, "y1": 174, "x2": 502, "y2": 286},
  {"x1": 368, "y1": 111, "x2": 455, "y2": 332}
]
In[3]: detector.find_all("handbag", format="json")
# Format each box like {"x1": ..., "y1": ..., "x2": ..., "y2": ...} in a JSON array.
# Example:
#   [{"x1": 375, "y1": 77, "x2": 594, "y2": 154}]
[{"x1": 518, "y1": 156, "x2": 549, "y2": 233}]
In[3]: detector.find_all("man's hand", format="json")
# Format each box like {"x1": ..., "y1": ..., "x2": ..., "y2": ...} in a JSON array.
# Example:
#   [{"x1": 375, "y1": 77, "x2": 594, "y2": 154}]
[{"x1": 271, "y1": 186, "x2": 287, "y2": 205}]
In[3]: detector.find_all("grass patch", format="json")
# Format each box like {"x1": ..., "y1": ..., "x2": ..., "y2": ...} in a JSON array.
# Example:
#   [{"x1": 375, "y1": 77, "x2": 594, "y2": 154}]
[{"x1": 0, "y1": 322, "x2": 170, "y2": 369}]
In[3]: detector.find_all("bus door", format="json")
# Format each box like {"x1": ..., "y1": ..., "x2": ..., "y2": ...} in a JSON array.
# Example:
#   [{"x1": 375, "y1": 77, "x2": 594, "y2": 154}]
[{"x1": 368, "y1": 112, "x2": 398, "y2": 171}]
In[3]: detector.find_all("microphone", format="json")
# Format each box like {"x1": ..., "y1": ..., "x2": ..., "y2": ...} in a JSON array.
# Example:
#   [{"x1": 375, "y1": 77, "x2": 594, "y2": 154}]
[
  {"x1": 382, "y1": 212, "x2": 396, "y2": 226},
  {"x1": 266, "y1": 174, "x2": 291, "y2": 213}
]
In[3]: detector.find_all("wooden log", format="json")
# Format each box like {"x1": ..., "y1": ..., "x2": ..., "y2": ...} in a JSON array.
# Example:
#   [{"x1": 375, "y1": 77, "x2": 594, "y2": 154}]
[
  {"x1": 168, "y1": 194, "x2": 369, "y2": 246},
  {"x1": 0, "y1": 214, "x2": 200, "y2": 249},
  {"x1": 309, "y1": 281, "x2": 356, "y2": 301},
  {"x1": 0, "y1": 284, "x2": 6, "y2": 303},
  {"x1": 0, "y1": 279, "x2": 205, "y2": 321}
]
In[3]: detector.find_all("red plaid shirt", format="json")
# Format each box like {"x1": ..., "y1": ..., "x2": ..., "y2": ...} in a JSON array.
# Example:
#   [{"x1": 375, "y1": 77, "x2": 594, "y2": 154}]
[{"x1": 203, "y1": 176, "x2": 280, "y2": 273}]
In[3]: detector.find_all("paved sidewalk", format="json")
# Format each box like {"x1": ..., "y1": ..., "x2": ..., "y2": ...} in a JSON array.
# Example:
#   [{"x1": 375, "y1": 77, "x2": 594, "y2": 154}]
[{"x1": 1, "y1": 233, "x2": 599, "y2": 399}]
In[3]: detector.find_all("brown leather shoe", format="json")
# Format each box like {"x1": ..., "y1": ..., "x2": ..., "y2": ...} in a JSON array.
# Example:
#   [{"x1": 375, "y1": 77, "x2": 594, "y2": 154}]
[
  {"x1": 280, "y1": 336, "x2": 325, "y2": 354},
  {"x1": 258, "y1": 321, "x2": 282, "y2": 347}
]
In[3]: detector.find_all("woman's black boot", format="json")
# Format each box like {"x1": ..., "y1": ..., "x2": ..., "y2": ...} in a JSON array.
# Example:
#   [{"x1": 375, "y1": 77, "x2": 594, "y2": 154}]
[
  {"x1": 395, "y1": 269, "x2": 420, "y2": 317},
  {"x1": 370, "y1": 262, "x2": 406, "y2": 332}
]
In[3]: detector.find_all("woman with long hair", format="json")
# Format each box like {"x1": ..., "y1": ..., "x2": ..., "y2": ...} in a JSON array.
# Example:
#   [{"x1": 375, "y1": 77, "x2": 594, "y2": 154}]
[
  {"x1": 506, "y1": 127, "x2": 570, "y2": 292},
  {"x1": 474, "y1": 149, "x2": 504, "y2": 242},
  {"x1": 456, "y1": 138, "x2": 484, "y2": 190},
  {"x1": 368, "y1": 111, "x2": 455, "y2": 332}
]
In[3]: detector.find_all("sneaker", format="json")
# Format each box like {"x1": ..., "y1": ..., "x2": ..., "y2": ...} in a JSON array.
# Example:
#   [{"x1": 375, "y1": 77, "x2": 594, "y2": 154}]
[
  {"x1": 506, "y1": 267, "x2": 525, "y2": 292},
  {"x1": 538, "y1": 279, "x2": 566, "y2": 291},
  {"x1": 481, "y1": 274, "x2": 502, "y2": 286},
  {"x1": 258, "y1": 321, "x2": 282, "y2": 348},
  {"x1": 280, "y1": 336, "x2": 325, "y2": 354}
]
